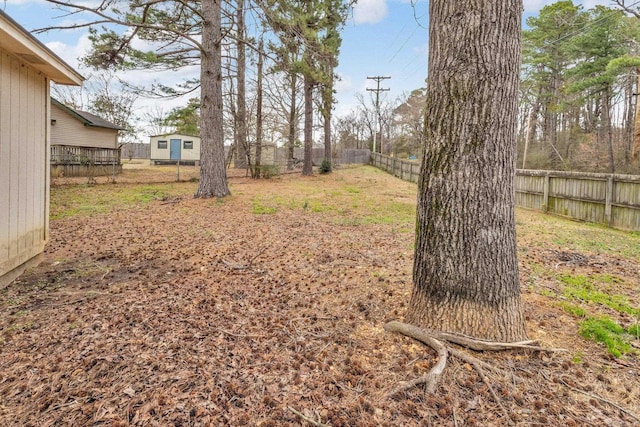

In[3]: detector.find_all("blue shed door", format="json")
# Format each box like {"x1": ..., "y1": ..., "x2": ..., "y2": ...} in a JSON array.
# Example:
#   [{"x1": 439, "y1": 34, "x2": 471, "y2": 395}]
[{"x1": 170, "y1": 139, "x2": 181, "y2": 160}]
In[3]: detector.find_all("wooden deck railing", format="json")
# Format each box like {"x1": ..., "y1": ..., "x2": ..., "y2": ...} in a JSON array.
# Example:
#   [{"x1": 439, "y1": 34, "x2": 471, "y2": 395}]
[{"x1": 51, "y1": 145, "x2": 121, "y2": 166}]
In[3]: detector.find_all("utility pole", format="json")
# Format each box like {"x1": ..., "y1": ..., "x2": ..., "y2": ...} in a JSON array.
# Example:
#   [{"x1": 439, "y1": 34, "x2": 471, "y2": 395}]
[{"x1": 367, "y1": 76, "x2": 390, "y2": 154}]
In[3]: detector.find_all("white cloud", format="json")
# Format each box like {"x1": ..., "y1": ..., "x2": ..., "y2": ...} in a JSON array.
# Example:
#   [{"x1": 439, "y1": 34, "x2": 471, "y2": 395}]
[
  {"x1": 523, "y1": 0, "x2": 549, "y2": 13},
  {"x1": 353, "y1": 0, "x2": 388, "y2": 24},
  {"x1": 46, "y1": 31, "x2": 201, "y2": 141},
  {"x1": 335, "y1": 73, "x2": 353, "y2": 94},
  {"x1": 46, "y1": 33, "x2": 92, "y2": 71}
]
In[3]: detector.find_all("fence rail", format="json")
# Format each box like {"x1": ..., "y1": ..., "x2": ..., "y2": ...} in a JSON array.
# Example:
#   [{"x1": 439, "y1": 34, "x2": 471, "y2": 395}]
[
  {"x1": 51, "y1": 145, "x2": 122, "y2": 178},
  {"x1": 370, "y1": 153, "x2": 640, "y2": 231}
]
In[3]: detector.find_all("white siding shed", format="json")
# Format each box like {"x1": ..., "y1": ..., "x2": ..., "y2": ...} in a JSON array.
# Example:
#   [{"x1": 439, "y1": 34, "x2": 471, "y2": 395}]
[
  {"x1": 0, "y1": 10, "x2": 83, "y2": 287},
  {"x1": 150, "y1": 133, "x2": 201, "y2": 164}
]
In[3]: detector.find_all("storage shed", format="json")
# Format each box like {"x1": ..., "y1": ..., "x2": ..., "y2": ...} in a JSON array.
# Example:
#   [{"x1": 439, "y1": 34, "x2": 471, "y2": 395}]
[
  {"x1": 150, "y1": 133, "x2": 201, "y2": 165},
  {"x1": 50, "y1": 98, "x2": 123, "y2": 177},
  {"x1": 0, "y1": 10, "x2": 83, "y2": 287}
]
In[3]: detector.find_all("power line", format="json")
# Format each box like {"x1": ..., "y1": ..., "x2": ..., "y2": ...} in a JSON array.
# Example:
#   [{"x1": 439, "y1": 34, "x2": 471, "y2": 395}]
[{"x1": 366, "y1": 76, "x2": 390, "y2": 153}]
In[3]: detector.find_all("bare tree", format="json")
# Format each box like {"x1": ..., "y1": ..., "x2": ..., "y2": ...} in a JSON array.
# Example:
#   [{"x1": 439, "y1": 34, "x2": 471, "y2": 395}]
[{"x1": 42, "y1": 0, "x2": 230, "y2": 197}]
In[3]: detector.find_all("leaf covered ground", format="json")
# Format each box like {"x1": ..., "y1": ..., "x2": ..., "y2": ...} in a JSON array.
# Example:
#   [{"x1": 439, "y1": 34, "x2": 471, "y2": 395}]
[{"x1": 1, "y1": 164, "x2": 639, "y2": 426}]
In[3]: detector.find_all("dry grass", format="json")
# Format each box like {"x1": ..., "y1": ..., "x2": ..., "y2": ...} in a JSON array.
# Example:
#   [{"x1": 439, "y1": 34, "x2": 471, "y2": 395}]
[{"x1": 1, "y1": 164, "x2": 638, "y2": 426}]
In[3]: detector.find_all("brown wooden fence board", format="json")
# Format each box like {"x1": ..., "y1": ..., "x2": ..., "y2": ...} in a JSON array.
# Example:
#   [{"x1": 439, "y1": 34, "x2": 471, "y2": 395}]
[{"x1": 370, "y1": 153, "x2": 640, "y2": 231}]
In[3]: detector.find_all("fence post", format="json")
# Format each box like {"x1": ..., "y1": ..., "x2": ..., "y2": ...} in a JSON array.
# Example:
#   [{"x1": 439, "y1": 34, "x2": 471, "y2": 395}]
[
  {"x1": 604, "y1": 176, "x2": 614, "y2": 226},
  {"x1": 543, "y1": 173, "x2": 550, "y2": 212}
]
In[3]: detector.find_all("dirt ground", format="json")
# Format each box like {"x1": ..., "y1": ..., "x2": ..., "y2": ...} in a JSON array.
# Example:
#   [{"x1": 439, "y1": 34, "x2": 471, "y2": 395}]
[{"x1": 1, "y1": 164, "x2": 639, "y2": 426}]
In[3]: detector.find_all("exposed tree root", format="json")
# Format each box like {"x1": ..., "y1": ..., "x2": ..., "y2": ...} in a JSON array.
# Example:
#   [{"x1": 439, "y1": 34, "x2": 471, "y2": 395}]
[
  {"x1": 384, "y1": 321, "x2": 565, "y2": 352},
  {"x1": 287, "y1": 406, "x2": 330, "y2": 427},
  {"x1": 387, "y1": 336, "x2": 448, "y2": 397},
  {"x1": 383, "y1": 320, "x2": 567, "y2": 424}
]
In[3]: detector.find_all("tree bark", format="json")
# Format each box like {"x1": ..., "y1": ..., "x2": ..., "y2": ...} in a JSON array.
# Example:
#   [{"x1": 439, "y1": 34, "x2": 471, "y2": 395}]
[
  {"x1": 303, "y1": 73, "x2": 313, "y2": 176},
  {"x1": 196, "y1": 0, "x2": 230, "y2": 198},
  {"x1": 323, "y1": 79, "x2": 333, "y2": 165},
  {"x1": 254, "y1": 39, "x2": 264, "y2": 178},
  {"x1": 288, "y1": 72, "x2": 297, "y2": 170},
  {"x1": 407, "y1": 0, "x2": 527, "y2": 342},
  {"x1": 603, "y1": 87, "x2": 615, "y2": 174},
  {"x1": 633, "y1": 68, "x2": 640, "y2": 162},
  {"x1": 522, "y1": 97, "x2": 541, "y2": 169},
  {"x1": 234, "y1": 0, "x2": 248, "y2": 170}
]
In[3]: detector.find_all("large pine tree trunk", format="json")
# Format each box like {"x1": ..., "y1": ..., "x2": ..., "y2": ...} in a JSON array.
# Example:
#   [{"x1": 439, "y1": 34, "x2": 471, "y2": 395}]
[
  {"x1": 324, "y1": 98, "x2": 332, "y2": 162},
  {"x1": 234, "y1": 0, "x2": 248, "y2": 170},
  {"x1": 603, "y1": 88, "x2": 615, "y2": 174},
  {"x1": 633, "y1": 68, "x2": 640, "y2": 162},
  {"x1": 196, "y1": 0, "x2": 230, "y2": 198},
  {"x1": 288, "y1": 72, "x2": 297, "y2": 170},
  {"x1": 302, "y1": 73, "x2": 313, "y2": 176},
  {"x1": 254, "y1": 39, "x2": 264, "y2": 178},
  {"x1": 407, "y1": 0, "x2": 527, "y2": 342},
  {"x1": 322, "y1": 72, "x2": 334, "y2": 164}
]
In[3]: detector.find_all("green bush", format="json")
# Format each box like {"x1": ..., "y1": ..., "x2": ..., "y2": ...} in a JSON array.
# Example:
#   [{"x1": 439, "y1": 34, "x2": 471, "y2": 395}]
[
  {"x1": 259, "y1": 164, "x2": 280, "y2": 179},
  {"x1": 319, "y1": 158, "x2": 332, "y2": 174}
]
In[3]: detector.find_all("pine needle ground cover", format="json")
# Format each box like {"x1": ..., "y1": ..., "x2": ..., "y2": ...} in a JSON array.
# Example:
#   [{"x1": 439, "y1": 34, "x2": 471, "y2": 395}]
[{"x1": 1, "y1": 165, "x2": 638, "y2": 426}]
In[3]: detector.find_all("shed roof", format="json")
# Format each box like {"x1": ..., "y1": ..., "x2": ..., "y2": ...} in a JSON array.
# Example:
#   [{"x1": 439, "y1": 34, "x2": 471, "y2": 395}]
[
  {"x1": 52, "y1": 98, "x2": 124, "y2": 130},
  {"x1": 150, "y1": 133, "x2": 200, "y2": 138},
  {"x1": 0, "y1": 10, "x2": 83, "y2": 86}
]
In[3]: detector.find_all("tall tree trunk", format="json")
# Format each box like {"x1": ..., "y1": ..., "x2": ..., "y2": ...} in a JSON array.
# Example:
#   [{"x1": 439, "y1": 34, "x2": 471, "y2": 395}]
[
  {"x1": 603, "y1": 88, "x2": 615, "y2": 174},
  {"x1": 546, "y1": 73, "x2": 560, "y2": 167},
  {"x1": 196, "y1": 0, "x2": 230, "y2": 198},
  {"x1": 633, "y1": 68, "x2": 640, "y2": 162},
  {"x1": 522, "y1": 96, "x2": 541, "y2": 169},
  {"x1": 407, "y1": 0, "x2": 527, "y2": 342},
  {"x1": 323, "y1": 76, "x2": 333, "y2": 165},
  {"x1": 302, "y1": 73, "x2": 313, "y2": 176},
  {"x1": 234, "y1": 0, "x2": 248, "y2": 169},
  {"x1": 255, "y1": 39, "x2": 264, "y2": 178},
  {"x1": 624, "y1": 73, "x2": 634, "y2": 166},
  {"x1": 324, "y1": 104, "x2": 332, "y2": 162},
  {"x1": 288, "y1": 72, "x2": 297, "y2": 170}
]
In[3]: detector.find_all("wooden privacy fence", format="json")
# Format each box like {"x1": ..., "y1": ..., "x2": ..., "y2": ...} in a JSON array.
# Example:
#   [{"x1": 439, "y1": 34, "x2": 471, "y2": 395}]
[
  {"x1": 121, "y1": 143, "x2": 151, "y2": 160},
  {"x1": 371, "y1": 153, "x2": 421, "y2": 183},
  {"x1": 370, "y1": 153, "x2": 640, "y2": 231},
  {"x1": 273, "y1": 148, "x2": 371, "y2": 168},
  {"x1": 515, "y1": 170, "x2": 640, "y2": 231}
]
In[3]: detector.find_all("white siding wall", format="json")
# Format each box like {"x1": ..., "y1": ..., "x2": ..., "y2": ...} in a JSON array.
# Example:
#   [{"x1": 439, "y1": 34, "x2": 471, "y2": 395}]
[
  {"x1": 0, "y1": 48, "x2": 49, "y2": 281},
  {"x1": 150, "y1": 133, "x2": 201, "y2": 161},
  {"x1": 51, "y1": 102, "x2": 118, "y2": 149}
]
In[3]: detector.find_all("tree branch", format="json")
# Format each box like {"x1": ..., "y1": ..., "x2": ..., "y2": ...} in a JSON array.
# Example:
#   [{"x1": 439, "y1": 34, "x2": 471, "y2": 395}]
[{"x1": 42, "y1": 0, "x2": 203, "y2": 51}]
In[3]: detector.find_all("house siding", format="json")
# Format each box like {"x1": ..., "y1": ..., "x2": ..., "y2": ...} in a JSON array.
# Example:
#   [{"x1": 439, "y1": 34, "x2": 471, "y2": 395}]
[
  {"x1": 150, "y1": 133, "x2": 201, "y2": 162},
  {"x1": 0, "y1": 48, "x2": 48, "y2": 283},
  {"x1": 51, "y1": 102, "x2": 118, "y2": 149}
]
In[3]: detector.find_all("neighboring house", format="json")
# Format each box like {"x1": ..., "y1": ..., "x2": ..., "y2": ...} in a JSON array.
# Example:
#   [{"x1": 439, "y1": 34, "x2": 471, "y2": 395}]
[
  {"x1": 150, "y1": 133, "x2": 201, "y2": 165},
  {"x1": 0, "y1": 10, "x2": 83, "y2": 287},
  {"x1": 50, "y1": 98, "x2": 123, "y2": 177}
]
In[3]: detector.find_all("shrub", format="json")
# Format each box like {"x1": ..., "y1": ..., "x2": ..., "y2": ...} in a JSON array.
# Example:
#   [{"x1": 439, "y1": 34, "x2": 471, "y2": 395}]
[
  {"x1": 260, "y1": 164, "x2": 280, "y2": 179},
  {"x1": 319, "y1": 158, "x2": 332, "y2": 174}
]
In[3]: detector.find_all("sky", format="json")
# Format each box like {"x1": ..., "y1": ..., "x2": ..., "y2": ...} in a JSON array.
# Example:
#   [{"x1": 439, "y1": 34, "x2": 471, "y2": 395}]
[{"x1": 1, "y1": 0, "x2": 613, "y2": 136}]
